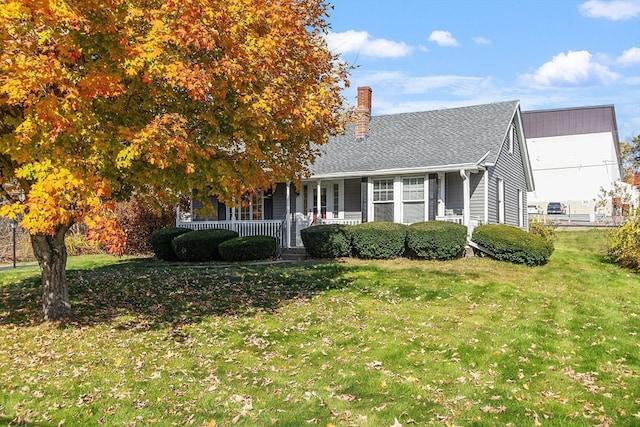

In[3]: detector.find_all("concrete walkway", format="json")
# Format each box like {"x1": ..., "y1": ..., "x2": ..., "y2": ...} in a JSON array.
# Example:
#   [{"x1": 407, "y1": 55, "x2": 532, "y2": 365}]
[{"x1": 0, "y1": 262, "x2": 38, "y2": 272}]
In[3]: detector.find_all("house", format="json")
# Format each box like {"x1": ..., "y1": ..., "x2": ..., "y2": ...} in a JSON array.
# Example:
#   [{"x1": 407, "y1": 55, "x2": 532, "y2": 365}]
[
  {"x1": 522, "y1": 105, "x2": 625, "y2": 216},
  {"x1": 179, "y1": 87, "x2": 535, "y2": 248}
]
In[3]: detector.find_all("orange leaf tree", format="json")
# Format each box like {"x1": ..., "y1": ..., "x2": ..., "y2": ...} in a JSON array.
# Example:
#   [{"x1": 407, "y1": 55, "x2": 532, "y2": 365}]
[{"x1": 0, "y1": 0, "x2": 349, "y2": 321}]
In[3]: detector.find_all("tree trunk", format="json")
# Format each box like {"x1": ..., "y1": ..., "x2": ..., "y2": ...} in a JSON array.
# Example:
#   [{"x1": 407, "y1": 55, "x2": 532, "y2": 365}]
[{"x1": 30, "y1": 227, "x2": 71, "y2": 322}]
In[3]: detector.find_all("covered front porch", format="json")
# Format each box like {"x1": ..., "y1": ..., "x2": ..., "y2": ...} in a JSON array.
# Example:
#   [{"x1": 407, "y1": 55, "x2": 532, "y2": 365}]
[
  {"x1": 179, "y1": 167, "x2": 487, "y2": 249},
  {"x1": 297, "y1": 168, "x2": 486, "y2": 239}
]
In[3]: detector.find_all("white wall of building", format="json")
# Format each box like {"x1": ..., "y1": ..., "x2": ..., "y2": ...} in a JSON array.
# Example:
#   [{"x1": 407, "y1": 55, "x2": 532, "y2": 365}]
[{"x1": 527, "y1": 132, "x2": 621, "y2": 214}]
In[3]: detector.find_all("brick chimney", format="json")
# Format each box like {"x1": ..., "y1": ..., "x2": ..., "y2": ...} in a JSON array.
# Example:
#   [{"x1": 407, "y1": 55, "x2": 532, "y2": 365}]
[{"x1": 355, "y1": 86, "x2": 372, "y2": 140}]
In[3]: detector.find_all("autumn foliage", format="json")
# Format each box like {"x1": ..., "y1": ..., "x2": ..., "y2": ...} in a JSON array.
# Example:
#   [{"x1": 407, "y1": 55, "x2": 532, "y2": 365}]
[{"x1": 0, "y1": 0, "x2": 349, "y2": 320}]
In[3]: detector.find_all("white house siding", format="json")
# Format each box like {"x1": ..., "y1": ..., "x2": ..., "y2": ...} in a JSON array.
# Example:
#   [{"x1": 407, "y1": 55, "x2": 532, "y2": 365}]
[
  {"x1": 343, "y1": 178, "x2": 363, "y2": 220},
  {"x1": 526, "y1": 132, "x2": 621, "y2": 214},
  {"x1": 442, "y1": 171, "x2": 486, "y2": 223},
  {"x1": 445, "y1": 172, "x2": 464, "y2": 214},
  {"x1": 469, "y1": 171, "x2": 486, "y2": 222},
  {"x1": 272, "y1": 183, "x2": 292, "y2": 221},
  {"x1": 487, "y1": 120, "x2": 529, "y2": 229}
]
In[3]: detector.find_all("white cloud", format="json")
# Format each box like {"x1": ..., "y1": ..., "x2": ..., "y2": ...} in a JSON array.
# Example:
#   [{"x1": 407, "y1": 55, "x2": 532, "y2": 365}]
[
  {"x1": 579, "y1": 0, "x2": 640, "y2": 20},
  {"x1": 473, "y1": 37, "x2": 491, "y2": 45},
  {"x1": 325, "y1": 30, "x2": 412, "y2": 58},
  {"x1": 617, "y1": 47, "x2": 640, "y2": 65},
  {"x1": 520, "y1": 50, "x2": 619, "y2": 86},
  {"x1": 428, "y1": 30, "x2": 460, "y2": 47}
]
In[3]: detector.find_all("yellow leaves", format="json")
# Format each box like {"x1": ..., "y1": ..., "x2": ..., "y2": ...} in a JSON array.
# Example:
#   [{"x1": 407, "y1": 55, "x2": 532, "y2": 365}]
[
  {"x1": 1, "y1": 0, "x2": 348, "y2": 243},
  {"x1": 117, "y1": 113, "x2": 191, "y2": 170},
  {"x1": 0, "y1": 202, "x2": 25, "y2": 221},
  {"x1": 8, "y1": 159, "x2": 119, "y2": 240},
  {"x1": 37, "y1": 28, "x2": 53, "y2": 45}
]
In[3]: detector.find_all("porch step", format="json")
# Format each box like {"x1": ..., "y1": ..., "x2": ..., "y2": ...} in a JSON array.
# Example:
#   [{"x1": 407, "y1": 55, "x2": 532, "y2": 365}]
[{"x1": 279, "y1": 247, "x2": 307, "y2": 261}]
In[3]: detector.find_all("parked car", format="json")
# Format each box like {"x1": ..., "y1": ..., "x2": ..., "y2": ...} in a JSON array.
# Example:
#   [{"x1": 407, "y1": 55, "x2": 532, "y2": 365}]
[
  {"x1": 527, "y1": 205, "x2": 541, "y2": 215},
  {"x1": 546, "y1": 202, "x2": 565, "y2": 214}
]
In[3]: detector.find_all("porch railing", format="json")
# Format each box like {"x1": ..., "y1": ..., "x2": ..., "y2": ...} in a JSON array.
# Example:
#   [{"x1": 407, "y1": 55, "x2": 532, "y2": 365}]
[
  {"x1": 435, "y1": 215, "x2": 482, "y2": 225},
  {"x1": 435, "y1": 215, "x2": 483, "y2": 234},
  {"x1": 318, "y1": 218, "x2": 362, "y2": 226},
  {"x1": 176, "y1": 217, "x2": 287, "y2": 249}
]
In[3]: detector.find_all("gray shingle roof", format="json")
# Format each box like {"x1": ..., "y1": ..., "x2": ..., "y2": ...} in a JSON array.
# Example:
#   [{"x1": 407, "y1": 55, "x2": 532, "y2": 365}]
[{"x1": 309, "y1": 100, "x2": 520, "y2": 177}]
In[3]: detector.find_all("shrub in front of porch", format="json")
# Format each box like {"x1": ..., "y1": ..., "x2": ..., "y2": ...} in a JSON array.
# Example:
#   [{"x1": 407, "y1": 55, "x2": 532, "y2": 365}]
[
  {"x1": 350, "y1": 222, "x2": 407, "y2": 259},
  {"x1": 218, "y1": 235, "x2": 277, "y2": 262},
  {"x1": 171, "y1": 229, "x2": 239, "y2": 262},
  {"x1": 151, "y1": 227, "x2": 193, "y2": 261},
  {"x1": 300, "y1": 224, "x2": 351, "y2": 258},
  {"x1": 406, "y1": 221, "x2": 467, "y2": 260},
  {"x1": 472, "y1": 224, "x2": 554, "y2": 266}
]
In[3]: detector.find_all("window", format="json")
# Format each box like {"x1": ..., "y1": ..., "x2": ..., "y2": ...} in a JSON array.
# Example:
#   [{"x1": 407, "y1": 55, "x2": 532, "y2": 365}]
[
  {"x1": 402, "y1": 177, "x2": 424, "y2": 224},
  {"x1": 518, "y1": 189, "x2": 524, "y2": 227},
  {"x1": 303, "y1": 185, "x2": 308, "y2": 214},
  {"x1": 240, "y1": 192, "x2": 263, "y2": 220},
  {"x1": 508, "y1": 125, "x2": 514, "y2": 154},
  {"x1": 313, "y1": 187, "x2": 327, "y2": 220},
  {"x1": 498, "y1": 179, "x2": 505, "y2": 224},
  {"x1": 373, "y1": 178, "x2": 394, "y2": 222},
  {"x1": 333, "y1": 184, "x2": 339, "y2": 217}
]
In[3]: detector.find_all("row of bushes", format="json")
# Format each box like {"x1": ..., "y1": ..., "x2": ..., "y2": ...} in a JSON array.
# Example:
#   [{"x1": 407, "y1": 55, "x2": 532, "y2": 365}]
[
  {"x1": 151, "y1": 227, "x2": 276, "y2": 262},
  {"x1": 301, "y1": 221, "x2": 554, "y2": 266},
  {"x1": 301, "y1": 221, "x2": 469, "y2": 261}
]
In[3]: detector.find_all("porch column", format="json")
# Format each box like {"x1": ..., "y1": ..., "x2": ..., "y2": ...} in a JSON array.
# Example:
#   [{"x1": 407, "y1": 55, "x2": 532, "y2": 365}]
[
  {"x1": 438, "y1": 172, "x2": 445, "y2": 216},
  {"x1": 285, "y1": 181, "x2": 291, "y2": 248},
  {"x1": 460, "y1": 169, "x2": 471, "y2": 239},
  {"x1": 316, "y1": 180, "x2": 322, "y2": 224}
]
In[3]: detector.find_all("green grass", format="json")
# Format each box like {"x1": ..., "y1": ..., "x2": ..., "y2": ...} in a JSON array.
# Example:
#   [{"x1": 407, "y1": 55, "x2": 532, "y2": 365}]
[{"x1": 0, "y1": 230, "x2": 638, "y2": 426}]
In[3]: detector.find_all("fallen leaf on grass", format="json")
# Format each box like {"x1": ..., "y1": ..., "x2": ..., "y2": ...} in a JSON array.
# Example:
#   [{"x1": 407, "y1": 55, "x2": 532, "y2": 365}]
[
  {"x1": 480, "y1": 405, "x2": 506, "y2": 414},
  {"x1": 337, "y1": 393, "x2": 355, "y2": 402}
]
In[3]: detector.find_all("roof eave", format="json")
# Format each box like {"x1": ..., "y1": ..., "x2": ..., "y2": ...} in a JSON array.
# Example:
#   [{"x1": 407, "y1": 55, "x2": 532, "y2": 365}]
[{"x1": 307, "y1": 163, "x2": 483, "y2": 180}]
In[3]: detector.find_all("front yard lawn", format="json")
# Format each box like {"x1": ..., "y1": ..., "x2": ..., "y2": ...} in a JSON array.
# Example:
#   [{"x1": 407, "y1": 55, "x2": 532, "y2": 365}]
[{"x1": 0, "y1": 229, "x2": 638, "y2": 426}]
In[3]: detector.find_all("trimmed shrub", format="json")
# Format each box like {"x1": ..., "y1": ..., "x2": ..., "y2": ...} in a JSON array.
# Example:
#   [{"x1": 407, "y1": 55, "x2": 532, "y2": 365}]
[
  {"x1": 218, "y1": 235, "x2": 277, "y2": 262},
  {"x1": 350, "y1": 222, "x2": 407, "y2": 259},
  {"x1": 171, "y1": 228, "x2": 239, "y2": 262},
  {"x1": 151, "y1": 227, "x2": 192, "y2": 261},
  {"x1": 300, "y1": 224, "x2": 351, "y2": 258},
  {"x1": 472, "y1": 224, "x2": 554, "y2": 266},
  {"x1": 608, "y1": 214, "x2": 640, "y2": 272},
  {"x1": 406, "y1": 221, "x2": 467, "y2": 260}
]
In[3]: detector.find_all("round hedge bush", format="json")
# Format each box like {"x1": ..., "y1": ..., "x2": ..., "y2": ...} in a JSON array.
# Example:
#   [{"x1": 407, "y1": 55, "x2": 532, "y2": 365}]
[
  {"x1": 350, "y1": 222, "x2": 407, "y2": 259},
  {"x1": 171, "y1": 228, "x2": 239, "y2": 262},
  {"x1": 472, "y1": 224, "x2": 554, "y2": 266},
  {"x1": 151, "y1": 227, "x2": 193, "y2": 261},
  {"x1": 300, "y1": 224, "x2": 351, "y2": 258},
  {"x1": 406, "y1": 221, "x2": 467, "y2": 260},
  {"x1": 218, "y1": 235, "x2": 277, "y2": 262}
]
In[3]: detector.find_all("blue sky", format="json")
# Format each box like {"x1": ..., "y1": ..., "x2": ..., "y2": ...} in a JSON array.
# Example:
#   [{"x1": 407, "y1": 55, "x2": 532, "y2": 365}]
[{"x1": 325, "y1": 0, "x2": 640, "y2": 141}]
